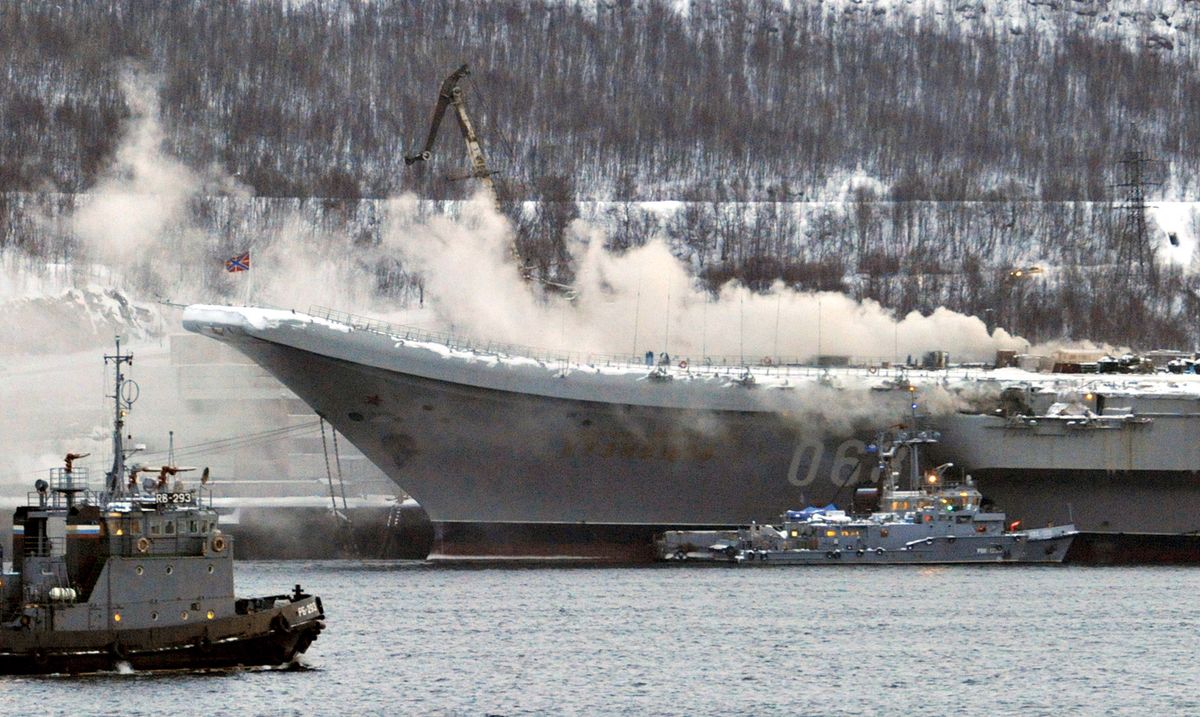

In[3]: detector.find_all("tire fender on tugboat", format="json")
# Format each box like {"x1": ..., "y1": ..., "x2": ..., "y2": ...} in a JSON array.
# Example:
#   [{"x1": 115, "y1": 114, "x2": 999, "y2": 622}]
[{"x1": 272, "y1": 614, "x2": 293, "y2": 634}]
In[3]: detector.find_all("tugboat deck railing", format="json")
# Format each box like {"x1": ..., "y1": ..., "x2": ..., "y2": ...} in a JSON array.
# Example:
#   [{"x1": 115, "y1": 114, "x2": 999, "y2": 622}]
[
  {"x1": 21, "y1": 536, "x2": 62, "y2": 557},
  {"x1": 26, "y1": 490, "x2": 99, "y2": 511},
  {"x1": 50, "y1": 467, "x2": 90, "y2": 492}
]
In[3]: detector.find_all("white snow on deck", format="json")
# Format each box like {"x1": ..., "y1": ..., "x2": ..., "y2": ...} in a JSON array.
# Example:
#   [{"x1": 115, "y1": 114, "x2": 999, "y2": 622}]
[{"x1": 184, "y1": 304, "x2": 1200, "y2": 399}]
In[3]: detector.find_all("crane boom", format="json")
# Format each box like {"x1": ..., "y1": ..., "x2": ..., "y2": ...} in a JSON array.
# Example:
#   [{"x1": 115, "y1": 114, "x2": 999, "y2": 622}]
[
  {"x1": 405, "y1": 64, "x2": 577, "y2": 298},
  {"x1": 404, "y1": 63, "x2": 498, "y2": 208}
]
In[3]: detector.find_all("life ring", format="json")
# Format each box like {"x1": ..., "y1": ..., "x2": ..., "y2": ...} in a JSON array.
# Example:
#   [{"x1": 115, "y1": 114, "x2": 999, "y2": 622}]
[
  {"x1": 761, "y1": 357, "x2": 773, "y2": 366},
  {"x1": 211, "y1": 535, "x2": 227, "y2": 553},
  {"x1": 673, "y1": 549, "x2": 687, "y2": 561},
  {"x1": 868, "y1": 366, "x2": 877, "y2": 374},
  {"x1": 32, "y1": 649, "x2": 48, "y2": 666},
  {"x1": 875, "y1": 547, "x2": 885, "y2": 555},
  {"x1": 678, "y1": 360, "x2": 688, "y2": 369},
  {"x1": 136, "y1": 537, "x2": 151, "y2": 554},
  {"x1": 825, "y1": 550, "x2": 836, "y2": 559},
  {"x1": 855, "y1": 549, "x2": 864, "y2": 557}
]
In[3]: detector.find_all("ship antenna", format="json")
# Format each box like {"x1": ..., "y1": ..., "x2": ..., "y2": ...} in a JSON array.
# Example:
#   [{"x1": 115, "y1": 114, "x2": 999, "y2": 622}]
[
  {"x1": 773, "y1": 292, "x2": 782, "y2": 366},
  {"x1": 104, "y1": 336, "x2": 136, "y2": 496},
  {"x1": 739, "y1": 294, "x2": 745, "y2": 366},
  {"x1": 908, "y1": 388, "x2": 920, "y2": 491},
  {"x1": 632, "y1": 272, "x2": 642, "y2": 359},
  {"x1": 663, "y1": 279, "x2": 671, "y2": 358}
]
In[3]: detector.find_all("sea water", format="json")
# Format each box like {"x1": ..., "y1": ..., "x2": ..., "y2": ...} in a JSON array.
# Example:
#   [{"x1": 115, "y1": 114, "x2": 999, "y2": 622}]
[{"x1": 3, "y1": 561, "x2": 1197, "y2": 716}]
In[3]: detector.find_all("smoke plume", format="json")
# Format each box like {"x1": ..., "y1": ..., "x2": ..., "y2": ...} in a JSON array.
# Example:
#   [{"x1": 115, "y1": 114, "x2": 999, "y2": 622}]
[{"x1": 381, "y1": 192, "x2": 1028, "y2": 364}]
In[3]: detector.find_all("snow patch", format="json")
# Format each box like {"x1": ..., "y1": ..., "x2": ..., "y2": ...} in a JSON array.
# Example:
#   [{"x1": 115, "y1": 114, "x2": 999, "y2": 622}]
[{"x1": 1152, "y1": 202, "x2": 1199, "y2": 270}]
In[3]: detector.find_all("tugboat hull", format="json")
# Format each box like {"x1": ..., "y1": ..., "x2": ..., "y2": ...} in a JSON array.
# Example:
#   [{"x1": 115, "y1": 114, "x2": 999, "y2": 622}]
[
  {"x1": 731, "y1": 531, "x2": 1073, "y2": 565},
  {"x1": 662, "y1": 529, "x2": 1075, "y2": 565},
  {"x1": 0, "y1": 597, "x2": 324, "y2": 675}
]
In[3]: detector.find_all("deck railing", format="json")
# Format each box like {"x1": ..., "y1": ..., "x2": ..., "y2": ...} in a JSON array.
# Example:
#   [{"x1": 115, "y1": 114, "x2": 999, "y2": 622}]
[
  {"x1": 305, "y1": 305, "x2": 953, "y2": 381},
  {"x1": 21, "y1": 536, "x2": 63, "y2": 557}
]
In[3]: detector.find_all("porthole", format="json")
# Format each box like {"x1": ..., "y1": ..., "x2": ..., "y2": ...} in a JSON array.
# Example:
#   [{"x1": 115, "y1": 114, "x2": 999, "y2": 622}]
[
  {"x1": 348, "y1": 412, "x2": 364, "y2": 422},
  {"x1": 180, "y1": 611, "x2": 189, "y2": 620},
  {"x1": 135, "y1": 566, "x2": 144, "y2": 576},
  {"x1": 151, "y1": 612, "x2": 158, "y2": 621},
  {"x1": 166, "y1": 565, "x2": 174, "y2": 575},
  {"x1": 207, "y1": 565, "x2": 214, "y2": 574}
]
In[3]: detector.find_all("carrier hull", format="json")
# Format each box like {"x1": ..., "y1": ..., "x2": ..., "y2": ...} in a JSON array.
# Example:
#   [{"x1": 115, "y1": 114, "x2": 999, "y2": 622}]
[
  {"x1": 183, "y1": 308, "x2": 903, "y2": 530},
  {"x1": 934, "y1": 412, "x2": 1200, "y2": 534},
  {"x1": 182, "y1": 306, "x2": 1200, "y2": 559}
]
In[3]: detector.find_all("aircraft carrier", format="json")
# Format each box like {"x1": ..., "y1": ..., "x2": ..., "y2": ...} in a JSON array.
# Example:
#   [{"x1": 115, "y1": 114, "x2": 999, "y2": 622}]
[{"x1": 182, "y1": 304, "x2": 1200, "y2": 561}]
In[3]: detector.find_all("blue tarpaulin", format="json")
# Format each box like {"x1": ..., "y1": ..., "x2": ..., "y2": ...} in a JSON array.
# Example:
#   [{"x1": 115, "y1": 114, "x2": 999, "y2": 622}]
[{"x1": 785, "y1": 504, "x2": 839, "y2": 520}]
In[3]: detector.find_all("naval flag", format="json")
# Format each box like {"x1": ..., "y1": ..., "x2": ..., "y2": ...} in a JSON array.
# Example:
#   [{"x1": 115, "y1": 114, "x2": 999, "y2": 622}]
[{"x1": 225, "y1": 252, "x2": 251, "y2": 272}]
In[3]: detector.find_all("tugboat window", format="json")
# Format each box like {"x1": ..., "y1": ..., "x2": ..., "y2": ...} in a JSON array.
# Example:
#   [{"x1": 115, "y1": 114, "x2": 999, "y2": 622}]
[
  {"x1": 150, "y1": 523, "x2": 160, "y2": 535},
  {"x1": 165, "y1": 521, "x2": 175, "y2": 535}
]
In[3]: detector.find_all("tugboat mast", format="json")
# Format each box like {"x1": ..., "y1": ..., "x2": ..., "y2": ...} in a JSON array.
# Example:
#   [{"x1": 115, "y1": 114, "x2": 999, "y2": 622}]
[{"x1": 104, "y1": 337, "x2": 134, "y2": 496}]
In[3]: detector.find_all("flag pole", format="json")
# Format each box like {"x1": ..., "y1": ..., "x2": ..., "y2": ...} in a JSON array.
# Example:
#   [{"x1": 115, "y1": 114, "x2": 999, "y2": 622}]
[{"x1": 245, "y1": 250, "x2": 253, "y2": 306}]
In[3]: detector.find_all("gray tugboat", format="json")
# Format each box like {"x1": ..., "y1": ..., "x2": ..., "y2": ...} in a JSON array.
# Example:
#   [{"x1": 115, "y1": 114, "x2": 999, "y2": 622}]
[
  {"x1": 657, "y1": 424, "x2": 1077, "y2": 565},
  {"x1": 0, "y1": 339, "x2": 325, "y2": 674}
]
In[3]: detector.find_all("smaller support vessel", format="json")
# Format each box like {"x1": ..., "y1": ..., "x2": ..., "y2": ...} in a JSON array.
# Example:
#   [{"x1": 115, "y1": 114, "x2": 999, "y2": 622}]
[
  {"x1": 0, "y1": 339, "x2": 325, "y2": 674},
  {"x1": 657, "y1": 426, "x2": 1076, "y2": 565}
]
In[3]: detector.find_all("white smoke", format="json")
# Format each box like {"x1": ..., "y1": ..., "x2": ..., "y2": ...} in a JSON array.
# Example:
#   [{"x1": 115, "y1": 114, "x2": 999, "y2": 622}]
[
  {"x1": 74, "y1": 69, "x2": 195, "y2": 264},
  {"x1": 381, "y1": 191, "x2": 1028, "y2": 364},
  {"x1": 70, "y1": 67, "x2": 251, "y2": 300}
]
